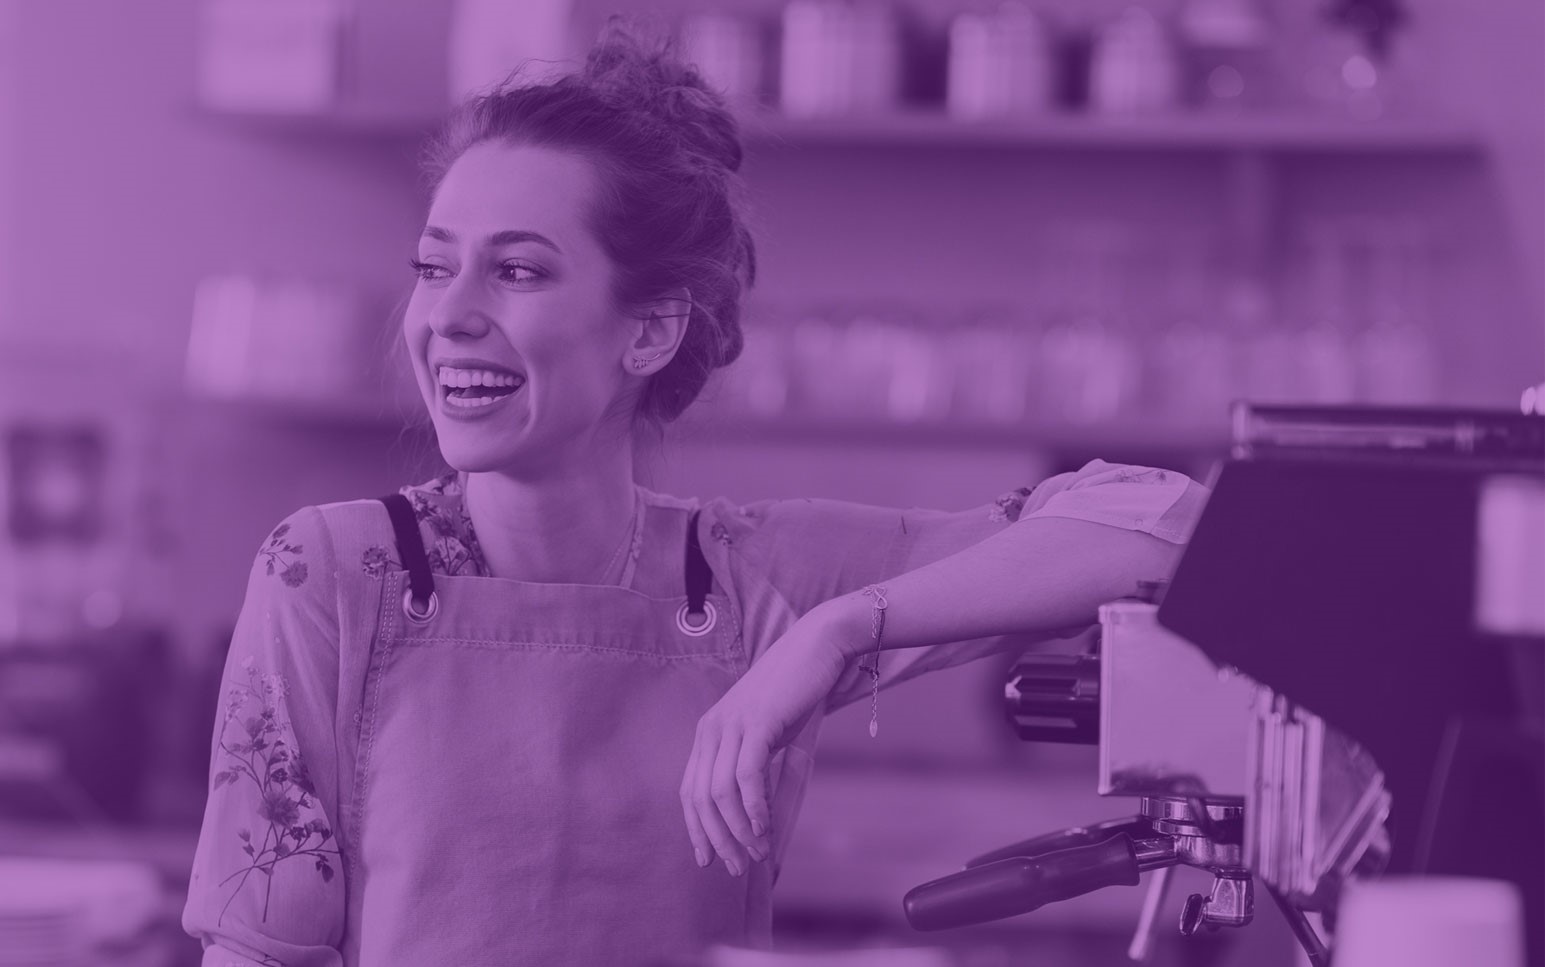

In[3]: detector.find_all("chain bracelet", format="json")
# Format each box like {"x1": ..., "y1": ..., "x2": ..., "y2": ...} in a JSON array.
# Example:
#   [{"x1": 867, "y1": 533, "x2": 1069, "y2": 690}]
[{"x1": 860, "y1": 584, "x2": 888, "y2": 738}]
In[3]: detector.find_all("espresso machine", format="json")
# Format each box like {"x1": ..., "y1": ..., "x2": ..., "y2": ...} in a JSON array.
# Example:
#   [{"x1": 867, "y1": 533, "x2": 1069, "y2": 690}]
[{"x1": 902, "y1": 404, "x2": 1545, "y2": 966}]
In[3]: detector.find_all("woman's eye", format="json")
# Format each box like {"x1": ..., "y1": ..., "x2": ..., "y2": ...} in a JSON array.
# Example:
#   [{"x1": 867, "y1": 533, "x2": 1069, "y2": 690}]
[
  {"x1": 407, "y1": 258, "x2": 545, "y2": 285},
  {"x1": 408, "y1": 258, "x2": 448, "y2": 282},
  {"x1": 497, "y1": 261, "x2": 546, "y2": 285}
]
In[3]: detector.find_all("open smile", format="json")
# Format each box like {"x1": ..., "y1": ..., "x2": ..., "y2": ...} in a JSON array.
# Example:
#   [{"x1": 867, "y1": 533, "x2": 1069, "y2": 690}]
[{"x1": 435, "y1": 364, "x2": 526, "y2": 418}]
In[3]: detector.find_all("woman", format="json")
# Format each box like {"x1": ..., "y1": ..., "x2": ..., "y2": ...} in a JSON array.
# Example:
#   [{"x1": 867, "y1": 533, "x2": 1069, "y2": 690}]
[{"x1": 182, "y1": 21, "x2": 1208, "y2": 967}]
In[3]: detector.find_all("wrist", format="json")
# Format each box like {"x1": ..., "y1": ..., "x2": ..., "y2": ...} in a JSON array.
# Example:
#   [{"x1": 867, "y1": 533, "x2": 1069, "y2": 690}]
[{"x1": 810, "y1": 591, "x2": 879, "y2": 661}]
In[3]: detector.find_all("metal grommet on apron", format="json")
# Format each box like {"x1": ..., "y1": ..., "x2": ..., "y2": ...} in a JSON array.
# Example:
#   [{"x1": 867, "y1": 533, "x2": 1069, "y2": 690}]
[
  {"x1": 677, "y1": 509, "x2": 717, "y2": 637},
  {"x1": 378, "y1": 493, "x2": 439, "y2": 624}
]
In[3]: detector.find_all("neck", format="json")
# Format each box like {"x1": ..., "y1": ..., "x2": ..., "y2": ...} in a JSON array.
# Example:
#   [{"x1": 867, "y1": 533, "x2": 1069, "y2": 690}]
[{"x1": 462, "y1": 452, "x2": 639, "y2": 585}]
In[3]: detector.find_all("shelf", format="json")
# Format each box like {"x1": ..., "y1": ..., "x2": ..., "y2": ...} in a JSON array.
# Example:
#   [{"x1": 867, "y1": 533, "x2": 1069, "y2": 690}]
[
  {"x1": 192, "y1": 98, "x2": 444, "y2": 139},
  {"x1": 176, "y1": 393, "x2": 1227, "y2": 452},
  {"x1": 741, "y1": 109, "x2": 1486, "y2": 154},
  {"x1": 196, "y1": 101, "x2": 1484, "y2": 156},
  {"x1": 676, "y1": 415, "x2": 1230, "y2": 453},
  {"x1": 176, "y1": 390, "x2": 429, "y2": 430}
]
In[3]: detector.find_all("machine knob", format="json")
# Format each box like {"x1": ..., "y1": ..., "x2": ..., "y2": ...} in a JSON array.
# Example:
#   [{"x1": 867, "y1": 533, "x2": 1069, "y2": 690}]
[
  {"x1": 1004, "y1": 654, "x2": 1101, "y2": 745},
  {"x1": 1179, "y1": 874, "x2": 1255, "y2": 935},
  {"x1": 1179, "y1": 893, "x2": 1209, "y2": 936}
]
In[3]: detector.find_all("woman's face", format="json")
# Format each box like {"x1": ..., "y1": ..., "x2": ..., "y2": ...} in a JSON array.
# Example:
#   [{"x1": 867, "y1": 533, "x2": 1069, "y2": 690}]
[{"x1": 404, "y1": 141, "x2": 638, "y2": 474}]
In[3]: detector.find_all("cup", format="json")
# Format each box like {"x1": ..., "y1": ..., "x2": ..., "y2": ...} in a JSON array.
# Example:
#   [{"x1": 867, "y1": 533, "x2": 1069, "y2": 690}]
[{"x1": 1334, "y1": 876, "x2": 1526, "y2": 967}]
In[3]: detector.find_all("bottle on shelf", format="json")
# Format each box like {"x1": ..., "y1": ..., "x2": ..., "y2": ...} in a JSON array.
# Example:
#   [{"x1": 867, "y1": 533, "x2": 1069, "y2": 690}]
[
  {"x1": 1032, "y1": 222, "x2": 1143, "y2": 424},
  {"x1": 946, "y1": 2, "x2": 1057, "y2": 121},
  {"x1": 883, "y1": 305, "x2": 954, "y2": 424},
  {"x1": 779, "y1": 0, "x2": 903, "y2": 118},
  {"x1": 722, "y1": 310, "x2": 792, "y2": 419},
  {"x1": 184, "y1": 274, "x2": 392, "y2": 419},
  {"x1": 1355, "y1": 217, "x2": 1438, "y2": 404},
  {"x1": 1178, "y1": 0, "x2": 1275, "y2": 115},
  {"x1": 678, "y1": 10, "x2": 769, "y2": 111},
  {"x1": 447, "y1": 0, "x2": 575, "y2": 104},
  {"x1": 195, "y1": 0, "x2": 353, "y2": 113},
  {"x1": 842, "y1": 303, "x2": 907, "y2": 422},
  {"x1": 1148, "y1": 231, "x2": 1234, "y2": 424},
  {"x1": 948, "y1": 304, "x2": 1036, "y2": 427},
  {"x1": 1088, "y1": 6, "x2": 1184, "y2": 117},
  {"x1": 1225, "y1": 271, "x2": 1299, "y2": 405},
  {"x1": 1287, "y1": 218, "x2": 1361, "y2": 404}
]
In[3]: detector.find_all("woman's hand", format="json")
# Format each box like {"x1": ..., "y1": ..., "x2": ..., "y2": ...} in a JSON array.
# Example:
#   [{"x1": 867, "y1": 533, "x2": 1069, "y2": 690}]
[{"x1": 679, "y1": 596, "x2": 865, "y2": 876}]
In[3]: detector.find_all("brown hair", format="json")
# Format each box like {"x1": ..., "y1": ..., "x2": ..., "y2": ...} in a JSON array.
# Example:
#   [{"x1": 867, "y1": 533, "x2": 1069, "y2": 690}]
[{"x1": 421, "y1": 17, "x2": 757, "y2": 434}]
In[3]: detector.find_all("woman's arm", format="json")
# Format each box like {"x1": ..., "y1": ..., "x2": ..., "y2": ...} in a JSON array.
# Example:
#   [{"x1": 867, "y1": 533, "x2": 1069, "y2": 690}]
[
  {"x1": 182, "y1": 507, "x2": 347, "y2": 967},
  {"x1": 814, "y1": 514, "x2": 1180, "y2": 656},
  {"x1": 679, "y1": 462, "x2": 1204, "y2": 878}
]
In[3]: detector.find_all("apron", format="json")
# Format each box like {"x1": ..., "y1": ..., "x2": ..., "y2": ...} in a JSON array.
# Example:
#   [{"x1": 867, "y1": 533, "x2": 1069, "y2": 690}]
[{"x1": 342, "y1": 493, "x2": 767, "y2": 966}]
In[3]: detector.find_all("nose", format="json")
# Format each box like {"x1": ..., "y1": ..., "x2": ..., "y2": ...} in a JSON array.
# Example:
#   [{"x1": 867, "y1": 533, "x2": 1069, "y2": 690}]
[{"x1": 425, "y1": 270, "x2": 494, "y2": 340}]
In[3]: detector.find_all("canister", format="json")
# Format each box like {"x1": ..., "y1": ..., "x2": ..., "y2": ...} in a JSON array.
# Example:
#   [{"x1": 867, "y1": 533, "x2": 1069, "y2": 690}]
[{"x1": 946, "y1": 3, "x2": 1055, "y2": 120}]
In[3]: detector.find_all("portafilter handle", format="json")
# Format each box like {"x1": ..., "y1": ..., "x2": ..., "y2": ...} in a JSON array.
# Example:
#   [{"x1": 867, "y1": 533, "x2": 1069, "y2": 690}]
[
  {"x1": 904, "y1": 834, "x2": 1165, "y2": 932},
  {"x1": 964, "y1": 817, "x2": 1155, "y2": 869}
]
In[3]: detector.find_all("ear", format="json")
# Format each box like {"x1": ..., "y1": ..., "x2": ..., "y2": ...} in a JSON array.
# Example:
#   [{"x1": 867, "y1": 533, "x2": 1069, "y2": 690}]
[{"x1": 624, "y1": 287, "x2": 692, "y2": 375}]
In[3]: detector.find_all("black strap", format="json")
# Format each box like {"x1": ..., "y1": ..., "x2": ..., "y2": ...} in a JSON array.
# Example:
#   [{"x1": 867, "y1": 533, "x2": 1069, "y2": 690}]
[
  {"x1": 378, "y1": 494, "x2": 435, "y2": 605},
  {"x1": 684, "y1": 509, "x2": 712, "y2": 616}
]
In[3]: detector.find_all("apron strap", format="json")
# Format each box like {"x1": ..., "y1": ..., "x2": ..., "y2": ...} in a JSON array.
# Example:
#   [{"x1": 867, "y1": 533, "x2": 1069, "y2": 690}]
[
  {"x1": 684, "y1": 509, "x2": 712, "y2": 618},
  {"x1": 377, "y1": 493, "x2": 436, "y2": 609}
]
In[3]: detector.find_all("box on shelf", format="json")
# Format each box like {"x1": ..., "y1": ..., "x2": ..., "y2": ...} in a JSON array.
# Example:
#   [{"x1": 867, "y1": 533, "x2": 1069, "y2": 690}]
[
  {"x1": 195, "y1": 0, "x2": 352, "y2": 113},
  {"x1": 447, "y1": 0, "x2": 576, "y2": 105},
  {"x1": 185, "y1": 274, "x2": 406, "y2": 420}
]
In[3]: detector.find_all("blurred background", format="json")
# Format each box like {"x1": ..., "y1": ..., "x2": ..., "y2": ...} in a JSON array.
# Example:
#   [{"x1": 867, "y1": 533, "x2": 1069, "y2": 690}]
[{"x1": 0, "y1": 0, "x2": 1539, "y2": 963}]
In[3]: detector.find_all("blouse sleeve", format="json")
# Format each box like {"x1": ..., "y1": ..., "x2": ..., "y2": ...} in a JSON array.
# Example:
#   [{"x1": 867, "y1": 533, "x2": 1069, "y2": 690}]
[
  {"x1": 711, "y1": 460, "x2": 1209, "y2": 712},
  {"x1": 181, "y1": 506, "x2": 347, "y2": 967}
]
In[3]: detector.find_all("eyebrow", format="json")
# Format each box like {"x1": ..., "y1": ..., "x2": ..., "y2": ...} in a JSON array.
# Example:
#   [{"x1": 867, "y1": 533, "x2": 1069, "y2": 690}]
[{"x1": 420, "y1": 225, "x2": 563, "y2": 255}]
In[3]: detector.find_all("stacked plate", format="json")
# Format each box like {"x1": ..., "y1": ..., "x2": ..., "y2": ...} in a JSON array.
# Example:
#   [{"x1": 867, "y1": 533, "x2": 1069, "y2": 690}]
[{"x1": 0, "y1": 857, "x2": 161, "y2": 966}]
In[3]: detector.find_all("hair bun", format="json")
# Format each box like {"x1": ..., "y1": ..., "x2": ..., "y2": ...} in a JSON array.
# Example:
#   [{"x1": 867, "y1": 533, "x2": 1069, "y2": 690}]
[{"x1": 583, "y1": 17, "x2": 744, "y2": 174}]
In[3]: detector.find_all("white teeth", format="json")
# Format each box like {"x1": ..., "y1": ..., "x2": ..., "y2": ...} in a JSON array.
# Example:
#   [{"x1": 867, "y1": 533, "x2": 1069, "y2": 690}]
[
  {"x1": 437, "y1": 366, "x2": 524, "y2": 388},
  {"x1": 445, "y1": 393, "x2": 503, "y2": 408}
]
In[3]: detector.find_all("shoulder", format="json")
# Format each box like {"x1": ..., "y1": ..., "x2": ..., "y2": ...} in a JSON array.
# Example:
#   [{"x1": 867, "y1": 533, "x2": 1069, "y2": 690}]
[
  {"x1": 251, "y1": 473, "x2": 459, "y2": 590},
  {"x1": 673, "y1": 492, "x2": 912, "y2": 586}
]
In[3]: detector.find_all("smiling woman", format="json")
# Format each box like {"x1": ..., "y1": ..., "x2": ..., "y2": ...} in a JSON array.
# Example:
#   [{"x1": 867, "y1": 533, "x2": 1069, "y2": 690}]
[
  {"x1": 415, "y1": 31, "x2": 754, "y2": 440},
  {"x1": 180, "y1": 15, "x2": 1208, "y2": 967}
]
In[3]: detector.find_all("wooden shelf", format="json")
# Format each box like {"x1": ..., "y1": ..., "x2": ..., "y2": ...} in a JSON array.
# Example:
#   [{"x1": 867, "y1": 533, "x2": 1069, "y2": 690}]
[
  {"x1": 176, "y1": 390, "x2": 429, "y2": 431},
  {"x1": 676, "y1": 415, "x2": 1229, "y2": 453},
  {"x1": 178, "y1": 393, "x2": 1226, "y2": 452},
  {"x1": 196, "y1": 101, "x2": 1483, "y2": 156},
  {"x1": 741, "y1": 109, "x2": 1485, "y2": 154},
  {"x1": 192, "y1": 98, "x2": 444, "y2": 139}
]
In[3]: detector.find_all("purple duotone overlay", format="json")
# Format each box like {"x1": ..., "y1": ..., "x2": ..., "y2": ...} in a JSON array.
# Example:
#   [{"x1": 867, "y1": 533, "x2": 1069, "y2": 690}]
[{"x1": 0, "y1": 1, "x2": 1540, "y2": 966}]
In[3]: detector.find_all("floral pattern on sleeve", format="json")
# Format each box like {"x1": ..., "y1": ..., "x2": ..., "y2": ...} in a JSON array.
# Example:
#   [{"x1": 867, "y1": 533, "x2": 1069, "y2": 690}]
[
  {"x1": 259, "y1": 523, "x2": 308, "y2": 588},
  {"x1": 211, "y1": 656, "x2": 340, "y2": 925},
  {"x1": 988, "y1": 486, "x2": 1036, "y2": 523}
]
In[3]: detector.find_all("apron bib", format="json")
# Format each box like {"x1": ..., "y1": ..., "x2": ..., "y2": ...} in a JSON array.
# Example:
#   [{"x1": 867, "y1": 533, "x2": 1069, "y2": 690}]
[{"x1": 346, "y1": 496, "x2": 766, "y2": 966}]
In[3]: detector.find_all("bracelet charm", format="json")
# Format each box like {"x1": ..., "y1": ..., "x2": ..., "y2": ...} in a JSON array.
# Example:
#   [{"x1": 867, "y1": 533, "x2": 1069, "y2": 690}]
[{"x1": 860, "y1": 584, "x2": 888, "y2": 738}]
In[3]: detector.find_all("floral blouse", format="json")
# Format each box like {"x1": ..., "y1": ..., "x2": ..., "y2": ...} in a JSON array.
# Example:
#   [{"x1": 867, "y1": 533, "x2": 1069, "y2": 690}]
[{"x1": 183, "y1": 459, "x2": 1209, "y2": 966}]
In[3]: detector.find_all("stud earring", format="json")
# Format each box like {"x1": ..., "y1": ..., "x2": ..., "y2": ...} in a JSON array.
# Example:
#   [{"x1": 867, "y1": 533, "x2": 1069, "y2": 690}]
[{"x1": 632, "y1": 352, "x2": 664, "y2": 370}]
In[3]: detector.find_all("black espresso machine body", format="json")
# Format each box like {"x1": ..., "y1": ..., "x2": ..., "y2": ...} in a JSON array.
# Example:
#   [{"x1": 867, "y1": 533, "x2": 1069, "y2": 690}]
[
  {"x1": 1160, "y1": 404, "x2": 1544, "y2": 962},
  {"x1": 902, "y1": 404, "x2": 1545, "y2": 966}
]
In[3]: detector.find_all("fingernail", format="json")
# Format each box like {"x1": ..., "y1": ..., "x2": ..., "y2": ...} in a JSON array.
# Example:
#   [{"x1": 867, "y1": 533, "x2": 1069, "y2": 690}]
[
  {"x1": 747, "y1": 844, "x2": 766, "y2": 862},
  {"x1": 727, "y1": 858, "x2": 743, "y2": 877},
  {"x1": 751, "y1": 819, "x2": 765, "y2": 837},
  {"x1": 694, "y1": 848, "x2": 707, "y2": 868}
]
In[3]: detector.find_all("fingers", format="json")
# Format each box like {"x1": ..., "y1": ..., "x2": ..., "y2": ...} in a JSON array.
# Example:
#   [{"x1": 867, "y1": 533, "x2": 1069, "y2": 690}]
[
  {"x1": 679, "y1": 742, "x2": 712, "y2": 872},
  {"x1": 712, "y1": 729, "x2": 769, "y2": 863},
  {"x1": 693, "y1": 723, "x2": 749, "y2": 876},
  {"x1": 737, "y1": 726, "x2": 773, "y2": 848}
]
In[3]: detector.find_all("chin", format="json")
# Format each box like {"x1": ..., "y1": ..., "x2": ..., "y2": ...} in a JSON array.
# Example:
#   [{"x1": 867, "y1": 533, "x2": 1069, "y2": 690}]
[{"x1": 434, "y1": 434, "x2": 526, "y2": 475}]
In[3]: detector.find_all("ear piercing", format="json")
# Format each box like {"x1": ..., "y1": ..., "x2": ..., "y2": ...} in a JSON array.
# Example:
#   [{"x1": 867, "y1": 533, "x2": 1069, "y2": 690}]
[{"x1": 632, "y1": 352, "x2": 664, "y2": 370}]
